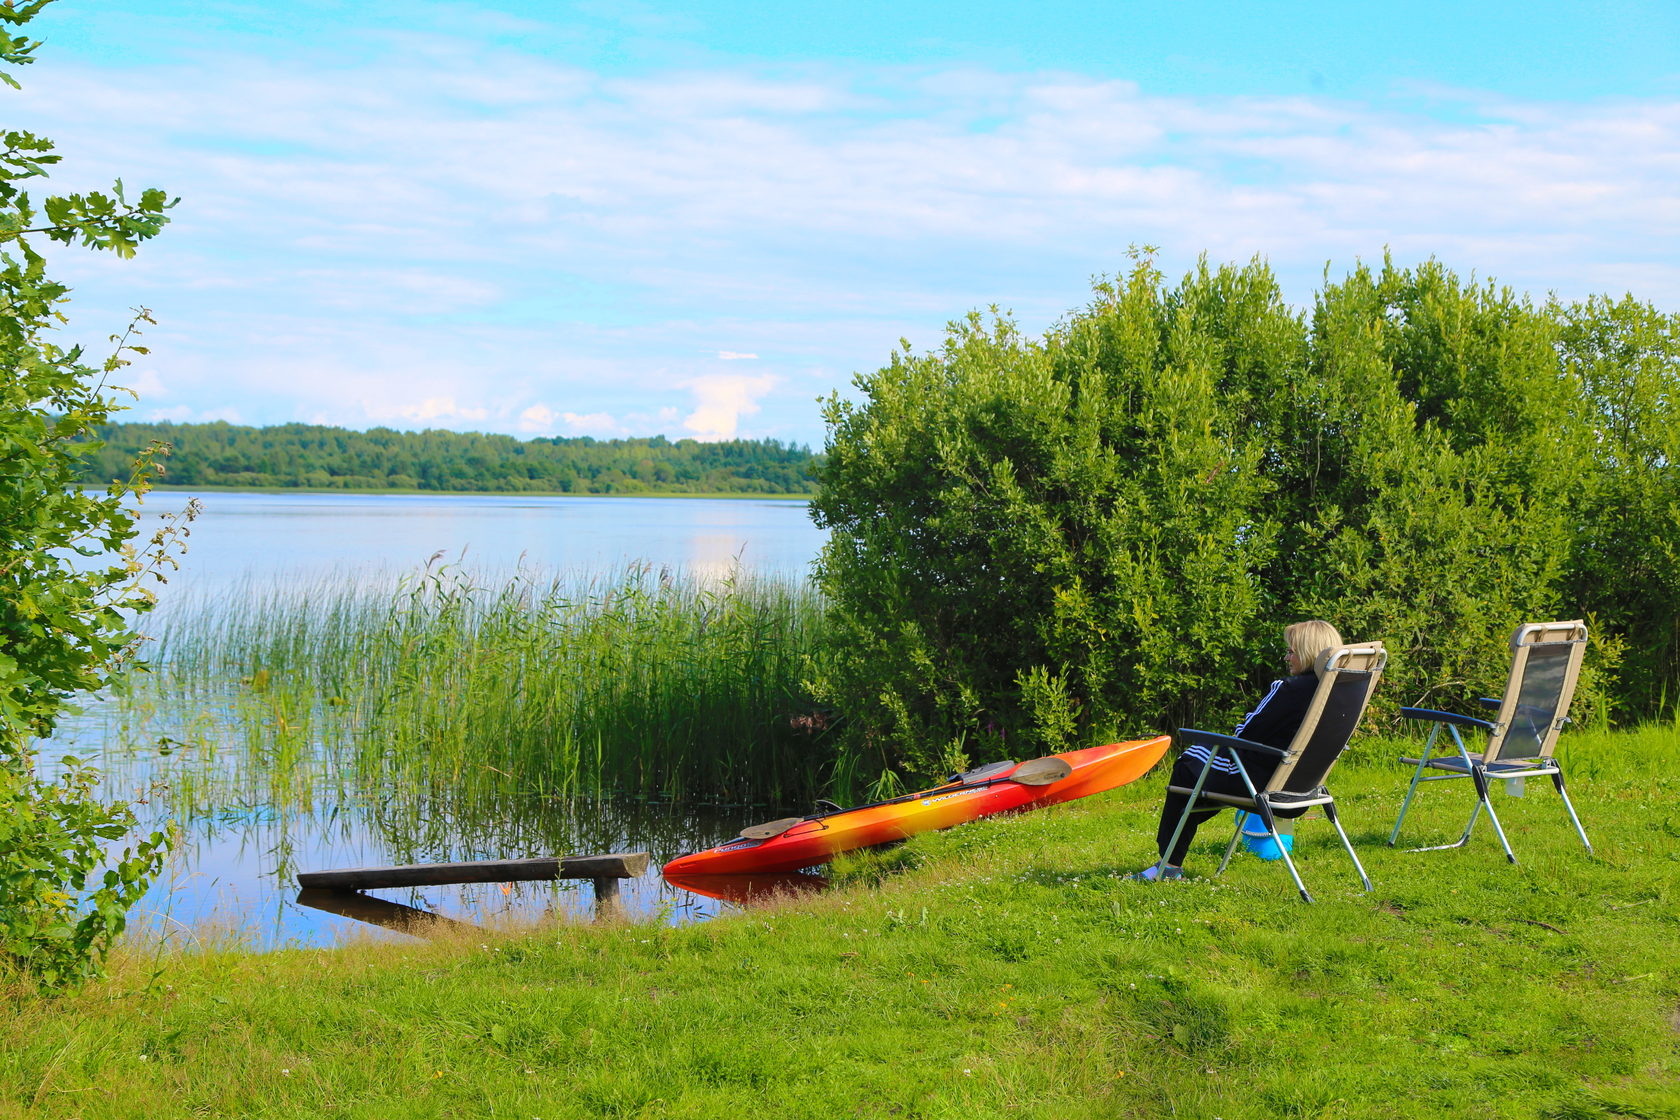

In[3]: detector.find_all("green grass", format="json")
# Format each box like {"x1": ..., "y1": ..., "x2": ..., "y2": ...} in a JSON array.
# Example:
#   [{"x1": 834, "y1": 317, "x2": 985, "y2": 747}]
[
  {"x1": 130, "y1": 567, "x2": 837, "y2": 809},
  {"x1": 3, "y1": 726, "x2": 1677, "y2": 1118}
]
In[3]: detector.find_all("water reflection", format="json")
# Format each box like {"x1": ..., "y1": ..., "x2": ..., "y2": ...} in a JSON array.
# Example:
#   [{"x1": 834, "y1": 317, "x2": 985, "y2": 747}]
[
  {"x1": 134, "y1": 794, "x2": 772, "y2": 947},
  {"x1": 294, "y1": 888, "x2": 481, "y2": 939},
  {"x1": 138, "y1": 491, "x2": 822, "y2": 600},
  {"x1": 47, "y1": 699, "x2": 796, "y2": 947},
  {"x1": 661, "y1": 872, "x2": 832, "y2": 906},
  {"x1": 37, "y1": 492, "x2": 834, "y2": 948}
]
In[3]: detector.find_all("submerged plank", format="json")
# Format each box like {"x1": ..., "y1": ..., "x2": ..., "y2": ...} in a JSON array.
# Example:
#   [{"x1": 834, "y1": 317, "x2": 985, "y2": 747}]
[
  {"x1": 297, "y1": 852, "x2": 650, "y2": 890},
  {"x1": 295, "y1": 888, "x2": 480, "y2": 938}
]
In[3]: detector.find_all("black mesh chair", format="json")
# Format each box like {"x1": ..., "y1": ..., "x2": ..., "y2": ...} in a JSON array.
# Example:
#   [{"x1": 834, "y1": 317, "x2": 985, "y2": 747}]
[
  {"x1": 1156, "y1": 642, "x2": 1387, "y2": 902},
  {"x1": 1388, "y1": 620, "x2": 1592, "y2": 862}
]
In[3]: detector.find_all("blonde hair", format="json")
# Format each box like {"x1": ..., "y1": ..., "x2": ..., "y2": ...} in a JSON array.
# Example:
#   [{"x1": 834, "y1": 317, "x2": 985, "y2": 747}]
[{"x1": 1284, "y1": 620, "x2": 1343, "y2": 676}]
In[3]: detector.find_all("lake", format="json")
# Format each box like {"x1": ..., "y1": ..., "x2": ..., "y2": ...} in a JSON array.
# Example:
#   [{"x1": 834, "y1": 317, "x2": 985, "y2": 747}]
[
  {"x1": 142, "y1": 489, "x2": 825, "y2": 596},
  {"x1": 45, "y1": 491, "x2": 831, "y2": 948}
]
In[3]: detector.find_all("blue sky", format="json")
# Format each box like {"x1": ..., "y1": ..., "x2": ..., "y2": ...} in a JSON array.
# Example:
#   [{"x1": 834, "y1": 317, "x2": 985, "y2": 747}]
[{"x1": 17, "y1": 0, "x2": 1679, "y2": 448}]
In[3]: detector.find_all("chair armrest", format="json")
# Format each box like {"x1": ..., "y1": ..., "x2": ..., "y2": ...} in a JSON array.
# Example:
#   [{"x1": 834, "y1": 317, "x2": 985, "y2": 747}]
[
  {"x1": 1477, "y1": 697, "x2": 1500, "y2": 709},
  {"x1": 1398, "y1": 707, "x2": 1496, "y2": 733},
  {"x1": 1177, "y1": 728, "x2": 1287, "y2": 759}
]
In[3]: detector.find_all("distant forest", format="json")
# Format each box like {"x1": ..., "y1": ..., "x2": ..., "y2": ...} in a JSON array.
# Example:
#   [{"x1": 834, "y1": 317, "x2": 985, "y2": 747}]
[{"x1": 81, "y1": 421, "x2": 819, "y2": 495}]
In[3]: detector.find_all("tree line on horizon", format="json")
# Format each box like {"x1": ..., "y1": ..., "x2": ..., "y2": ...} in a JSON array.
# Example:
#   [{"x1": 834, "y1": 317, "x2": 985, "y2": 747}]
[{"x1": 79, "y1": 421, "x2": 819, "y2": 495}]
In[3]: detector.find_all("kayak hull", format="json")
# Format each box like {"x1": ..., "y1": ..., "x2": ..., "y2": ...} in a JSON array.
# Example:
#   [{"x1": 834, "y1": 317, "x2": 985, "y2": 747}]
[
  {"x1": 662, "y1": 735, "x2": 1171, "y2": 876},
  {"x1": 662, "y1": 871, "x2": 832, "y2": 905}
]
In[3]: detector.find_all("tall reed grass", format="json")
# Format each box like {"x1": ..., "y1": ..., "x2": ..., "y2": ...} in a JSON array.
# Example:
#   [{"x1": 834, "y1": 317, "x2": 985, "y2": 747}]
[{"x1": 143, "y1": 565, "x2": 838, "y2": 807}]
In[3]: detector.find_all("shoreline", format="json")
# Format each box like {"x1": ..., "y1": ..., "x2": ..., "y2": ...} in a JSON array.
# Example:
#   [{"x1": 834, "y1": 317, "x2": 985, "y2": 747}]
[{"x1": 143, "y1": 484, "x2": 817, "y2": 501}]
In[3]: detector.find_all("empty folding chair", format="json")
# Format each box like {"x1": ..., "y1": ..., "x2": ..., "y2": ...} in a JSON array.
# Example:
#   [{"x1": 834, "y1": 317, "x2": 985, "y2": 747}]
[
  {"x1": 1389, "y1": 620, "x2": 1592, "y2": 862},
  {"x1": 1158, "y1": 642, "x2": 1387, "y2": 902}
]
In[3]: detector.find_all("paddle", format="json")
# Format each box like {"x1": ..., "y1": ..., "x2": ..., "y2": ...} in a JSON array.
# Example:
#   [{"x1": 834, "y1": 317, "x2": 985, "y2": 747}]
[{"x1": 733, "y1": 754, "x2": 1074, "y2": 840}]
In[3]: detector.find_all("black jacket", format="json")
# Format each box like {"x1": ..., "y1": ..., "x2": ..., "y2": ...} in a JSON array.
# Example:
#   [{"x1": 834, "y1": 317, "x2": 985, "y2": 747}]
[{"x1": 1233, "y1": 671, "x2": 1318, "y2": 751}]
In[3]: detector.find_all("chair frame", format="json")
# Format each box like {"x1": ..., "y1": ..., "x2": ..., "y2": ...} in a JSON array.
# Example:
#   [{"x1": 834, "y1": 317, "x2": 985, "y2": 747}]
[
  {"x1": 1388, "y1": 620, "x2": 1593, "y2": 862},
  {"x1": 1154, "y1": 642, "x2": 1387, "y2": 902}
]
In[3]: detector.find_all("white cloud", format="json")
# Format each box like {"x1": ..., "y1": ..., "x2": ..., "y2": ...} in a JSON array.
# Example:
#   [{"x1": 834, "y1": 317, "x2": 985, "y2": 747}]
[
  {"x1": 558, "y1": 411, "x2": 624, "y2": 437},
  {"x1": 517, "y1": 403, "x2": 560, "y2": 431},
  {"x1": 143, "y1": 404, "x2": 244, "y2": 424},
  {"x1": 518, "y1": 403, "x2": 627, "y2": 437},
  {"x1": 117, "y1": 368, "x2": 168, "y2": 398},
  {"x1": 363, "y1": 397, "x2": 490, "y2": 424},
  {"x1": 681, "y1": 374, "x2": 777, "y2": 441},
  {"x1": 16, "y1": 41, "x2": 1679, "y2": 451}
]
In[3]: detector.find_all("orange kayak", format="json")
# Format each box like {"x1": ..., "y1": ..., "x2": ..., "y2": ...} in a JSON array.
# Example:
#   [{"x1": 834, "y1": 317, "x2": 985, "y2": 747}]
[{"x1": 662, "y1": 735, "x2": 1171, "y2": 876}]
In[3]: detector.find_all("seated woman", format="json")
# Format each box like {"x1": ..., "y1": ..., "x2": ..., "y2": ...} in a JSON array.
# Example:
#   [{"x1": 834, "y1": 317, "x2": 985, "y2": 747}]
[{"x1": 1133, "y1": 620, "x2": 1343, "y2": 881}]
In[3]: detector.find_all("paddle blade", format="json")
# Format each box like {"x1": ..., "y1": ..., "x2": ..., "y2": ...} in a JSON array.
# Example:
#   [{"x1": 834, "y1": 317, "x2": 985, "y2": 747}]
[
  {"x1": 738, "y1": 817, "x2": 805, "y2": 841},
  {"x1": 1011, "y1": 756, "x2": 1073, "y2": 786}
]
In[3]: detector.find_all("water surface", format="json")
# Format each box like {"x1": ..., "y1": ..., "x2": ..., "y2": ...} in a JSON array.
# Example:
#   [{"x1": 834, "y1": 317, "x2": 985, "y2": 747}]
[
  {"x1": 143, "y1": 490, "x2": 824, "y2": 597},
  {"x1": 48, "y1": 491, "x2": 831, "y2": 947}
]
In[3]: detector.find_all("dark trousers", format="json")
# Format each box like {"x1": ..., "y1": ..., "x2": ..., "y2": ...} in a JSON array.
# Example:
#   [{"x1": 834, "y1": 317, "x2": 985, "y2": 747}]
[{"x1": 1154, "y1": 752, "x2": 1280, "y2": 865}]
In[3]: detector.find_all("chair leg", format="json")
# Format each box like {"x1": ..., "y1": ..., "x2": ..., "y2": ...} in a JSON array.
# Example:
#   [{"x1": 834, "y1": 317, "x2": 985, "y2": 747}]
[
  {"x1": 1471, "y1": 768, "x2": 1518, "y2": 863},
  {"x1": 1270, "y1": 828, "x2": 1313, "y2": 903},
  {"x1": 1402, "y1": 725, "x2": 1501, "y2": 855},
  {"x1": 1324, "y1": 801, "x2": 1373, "y2": 891},
  {"x1": 1249, "y1": 799, "x2": 1313, "y2": 902},
  {"x1": 1154, "y1": 754, "x2": 1217, "y2": 877},
  {"x1": 1216, "y1": 815, "x2": 1244, "y2": 876},
  {"x1": 1389, "y1": 724, "x2": 1441, "y2": 846},
  {"x1": 1402, "y1": 796, "x2": 1475, "y2": 852},
  {"x1": 1551, "y1": 767, "x2": 1594, "y2": 855}
]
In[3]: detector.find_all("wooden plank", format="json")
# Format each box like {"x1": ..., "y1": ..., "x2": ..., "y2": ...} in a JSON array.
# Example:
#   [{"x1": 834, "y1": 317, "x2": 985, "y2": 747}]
[
  {"x1": 296, "y1": 851, "x2": 650, "y2": 891},
  {"x1": 294, "y1": 888, "x2": 480, "y2": 938}
]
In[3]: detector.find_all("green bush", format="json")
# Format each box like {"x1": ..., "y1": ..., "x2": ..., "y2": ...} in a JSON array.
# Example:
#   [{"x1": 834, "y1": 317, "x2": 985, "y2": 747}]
[
  {"x1": 1557, "y1": 294, "x2": 1680, "y2": 718},
  {"x1": 0, "y1": 762, "x2": 170, "y2": 989},
  {"x1": 811, "y1": 252, "x2": 1677, "y2": 781},
  {"x1": 0, "y1": 0, "x2": 178, "y2": 988},
  {"x1": 1282, "y1": 259, "x2": 1595, "y2": 719},
  {"x1": 811, "y1": 255, "x2": 1286, "y2": 779}
]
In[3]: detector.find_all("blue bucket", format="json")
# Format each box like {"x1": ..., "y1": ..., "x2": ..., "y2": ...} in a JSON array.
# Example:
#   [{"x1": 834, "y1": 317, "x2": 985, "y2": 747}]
[{"x1": 1234, "y1": 810, "x2": 1294, "y2": 861}]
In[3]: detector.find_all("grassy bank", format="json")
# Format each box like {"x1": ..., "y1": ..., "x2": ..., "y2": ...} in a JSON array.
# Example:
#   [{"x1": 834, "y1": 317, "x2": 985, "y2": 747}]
[
  {"x1": 138, "y1": 568, "x2": 836, "y2": 807},
  {"x1": 4, "y1": 727, "x2": 1677, "y2": 1119}
]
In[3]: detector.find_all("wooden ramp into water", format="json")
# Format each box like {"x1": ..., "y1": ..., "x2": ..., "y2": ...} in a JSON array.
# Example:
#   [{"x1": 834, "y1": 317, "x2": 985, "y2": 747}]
[{"x1": 297, "y1": 852, "x2": 649, "y2": 923}]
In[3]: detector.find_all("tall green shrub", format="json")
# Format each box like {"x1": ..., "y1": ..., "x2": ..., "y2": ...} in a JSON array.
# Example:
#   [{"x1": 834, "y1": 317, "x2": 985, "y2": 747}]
[
  {"x1": 1, "y1": 0, "x2": 177, "y2": 988},
  {"x1": 1279, "y1": 260, "x2": 1588, "y2": 716},
  {"x1": 813, "y1": 253, "x2": 1673, "y2": 783},
  {"x1": 1558, "y1": 294, "x2": 1680, "y2": 718},
  {"x1": 810, "y1": 255, "x2": 1294, "y2": 782}
]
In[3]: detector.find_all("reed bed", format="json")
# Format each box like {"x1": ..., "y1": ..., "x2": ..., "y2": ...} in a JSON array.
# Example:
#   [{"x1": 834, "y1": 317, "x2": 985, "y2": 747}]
[{"x1": 138, "y1": 565, "x2": 837, "y2": 808}]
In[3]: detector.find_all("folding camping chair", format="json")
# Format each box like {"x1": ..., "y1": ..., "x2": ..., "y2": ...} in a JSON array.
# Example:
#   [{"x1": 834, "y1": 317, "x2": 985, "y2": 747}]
[
  {"x1": 1156, "y1": 641, "x2": 1387, "y2": 902},
  {"x1": 1388, "y1": 620, "x2": 1592, "y2": 862}
]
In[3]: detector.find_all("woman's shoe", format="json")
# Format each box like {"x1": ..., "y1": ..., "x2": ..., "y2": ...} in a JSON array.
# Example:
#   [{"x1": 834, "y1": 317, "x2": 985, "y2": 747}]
[{"x1": 1126, "y1": 864, "x2": 1183, "y2": 882}]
